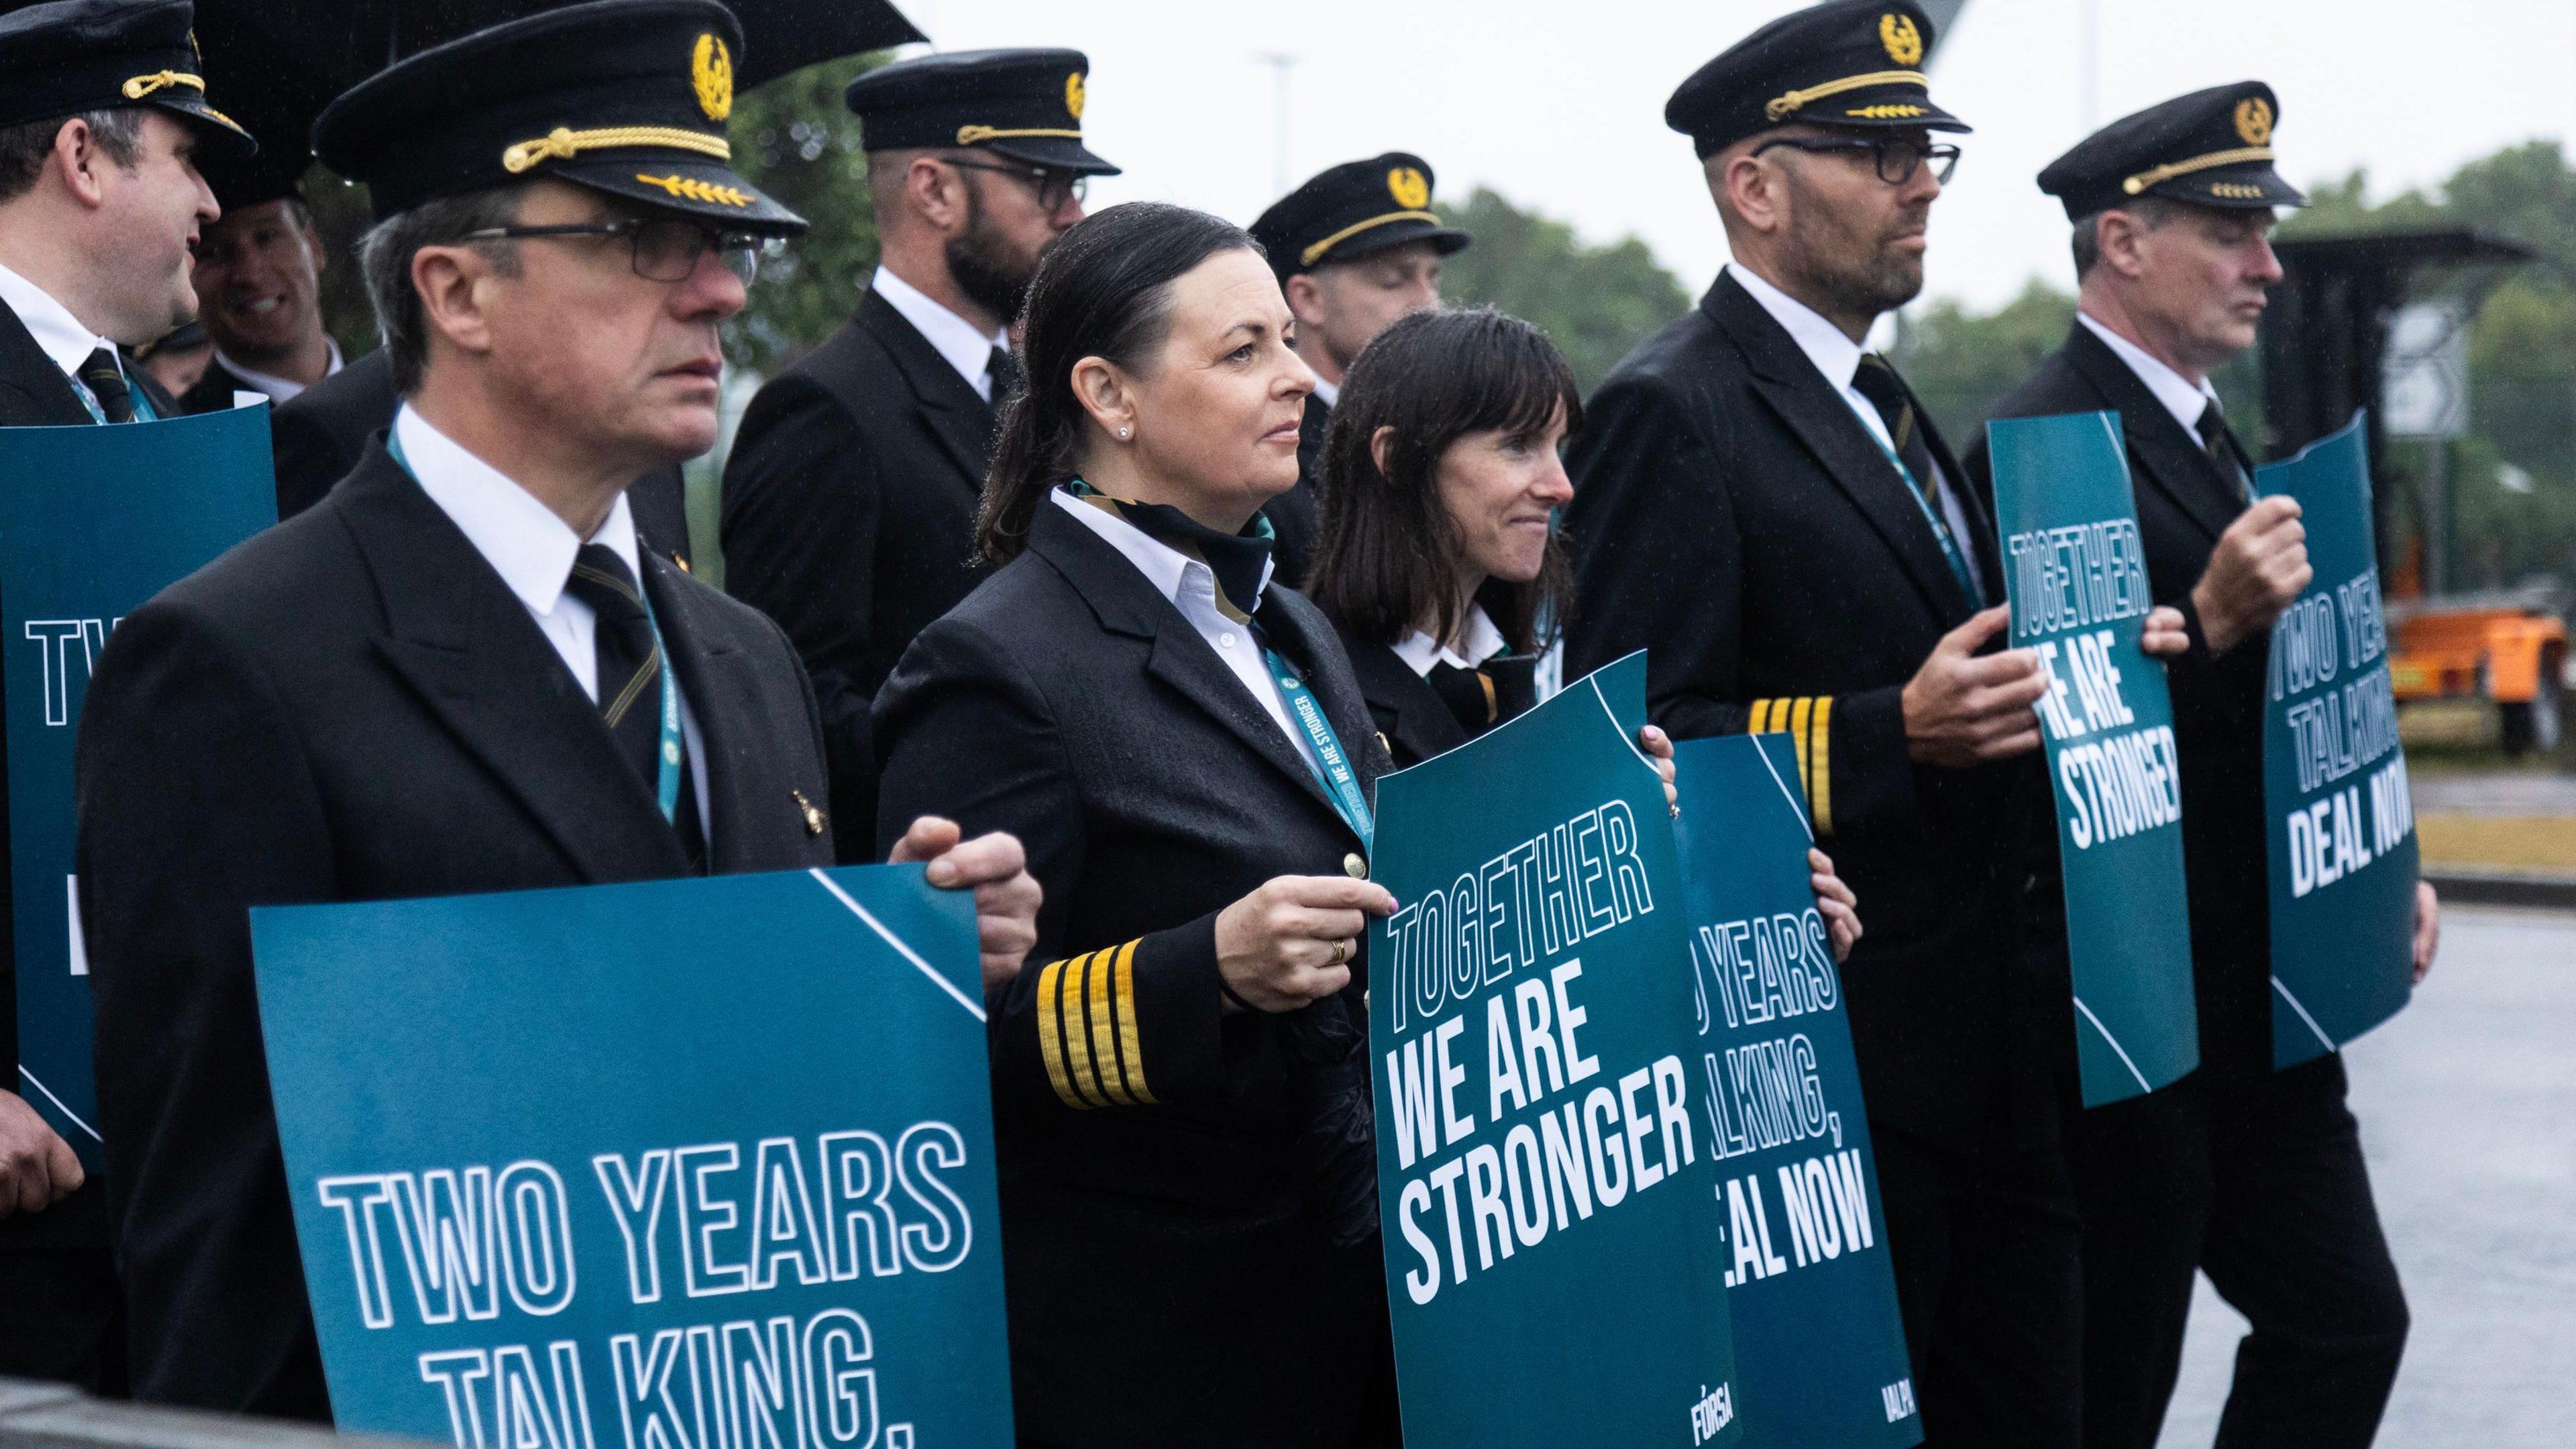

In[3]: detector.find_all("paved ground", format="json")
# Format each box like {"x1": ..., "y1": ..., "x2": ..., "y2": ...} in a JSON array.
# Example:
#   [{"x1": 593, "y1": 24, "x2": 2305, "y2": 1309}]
[{"x1": 2157, "y1": 906, "x2": 2576, "y2": 1448}]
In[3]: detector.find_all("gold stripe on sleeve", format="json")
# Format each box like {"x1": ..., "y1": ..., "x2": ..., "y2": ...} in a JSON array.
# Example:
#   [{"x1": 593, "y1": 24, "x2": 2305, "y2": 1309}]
[
  {"x1": 1810, "y1": 696, "x2": 1835, "y2": 837},
  {"x1": 1787, "y1": 697, "x2": 1815, "y2": 795},
  {"x1": 1748, "y1": 699, "x2": 1770, "y2": 733},
  {"x1": 1061, "y1": 952, "x2": 1110, "y2": 1108},
  {"x1": 1083, "y1": 944, "x2": 1131, "y2": 1106},
  {"x1": 1034, "y1": 956, "x2": 1089, "y2": 1110},
  {"x1": 1110, "y1": 939, "x2": 1155, "y2": 1105}
]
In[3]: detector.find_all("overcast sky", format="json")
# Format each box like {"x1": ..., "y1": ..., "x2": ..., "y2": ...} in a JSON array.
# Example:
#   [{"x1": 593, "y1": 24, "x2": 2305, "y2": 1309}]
[{"x1": 894, "y1": 0, "x2": 2576, "y2": 313}]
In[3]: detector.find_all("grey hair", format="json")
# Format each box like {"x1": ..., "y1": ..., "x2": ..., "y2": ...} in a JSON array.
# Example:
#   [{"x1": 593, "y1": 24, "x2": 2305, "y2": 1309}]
[
  {"x1": 358, "y1": 186, "x2": 527, "y2": 394},
  {"x1": 2070, "y1": 195, "x2": 2186, "y2": 280},
  {"x1": 0, "y1": 109, "x2": 145, "y2": 203}
]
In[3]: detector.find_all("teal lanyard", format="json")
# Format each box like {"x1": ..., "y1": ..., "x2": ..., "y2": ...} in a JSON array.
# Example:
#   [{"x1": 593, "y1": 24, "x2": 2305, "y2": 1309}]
[
  {"x1": 1863, "y1": 425, "x2": 1985, "y2": 608},
  {"x1": 386, "y1": 430, "x2": 682, "y2": 824},
  {"x1": 1264, "y1": 647, "x2": 1374, "y2": 849}
]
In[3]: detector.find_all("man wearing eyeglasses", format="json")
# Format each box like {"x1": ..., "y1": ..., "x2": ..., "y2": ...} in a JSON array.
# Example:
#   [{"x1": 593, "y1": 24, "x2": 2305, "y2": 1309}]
[
  {"x1": 1563, "y1": 3, "x2": 2182, "y2": 1442},
  {"x1": 74, "y1": 1, "x2": 1042, "y2": 1416},
  {"x1": 722, "y1": 48, "x2": 1118, "y2": 861}
]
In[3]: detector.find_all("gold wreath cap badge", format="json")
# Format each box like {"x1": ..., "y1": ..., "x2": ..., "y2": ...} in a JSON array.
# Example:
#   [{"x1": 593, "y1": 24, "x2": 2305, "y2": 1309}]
[
  {"x1": 692, "y1": 33, "x2": 733, "y2": 123},
  {"x1": 1065, "y1": 71, "x2": 1086, "y2": 121},
  {"x1": 1387, "y1": 166, "x2": 1430, "y2": 209},
  {"x1": 2233, "y1": 95, "x2": 2273, "y2": 147},
  {"x1": 1879, "y1": 12, "x2": 1924, "y2": 66}
]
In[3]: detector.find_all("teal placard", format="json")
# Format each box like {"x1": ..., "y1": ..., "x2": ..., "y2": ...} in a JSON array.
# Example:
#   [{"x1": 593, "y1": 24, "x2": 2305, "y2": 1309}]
[
  {"x1": 1986, "y1": 411, "x2": 2198, "y2": 1106},
  {"x1": 0, "y1": 405, "x2": 277, "y2": 1167},
  {"x1": 1370, "y1": 651, "x2": 1740, "y2": 1449},
  {"x1": 1674, "y1": 734, "x2": 1920, "y2": 1446},
  {"x1": 250, "y1": 865, "x2": 1015, "y2": 1448},
  {"x1": 2254, "y1": 415, "x2": 2416, "y2": 1067}
]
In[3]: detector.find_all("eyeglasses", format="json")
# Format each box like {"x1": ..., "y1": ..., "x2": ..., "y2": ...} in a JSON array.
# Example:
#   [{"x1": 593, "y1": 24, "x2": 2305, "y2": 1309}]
[
  {"x1": 945, "y1": 157, "x2": 1089, "y2": 214},
  {"x1": 459, "y1": 217, "x2": 768, "y2": 285},
  {"x1": 1752, "y1": 135, "x2": 1961, "y2": 186}
]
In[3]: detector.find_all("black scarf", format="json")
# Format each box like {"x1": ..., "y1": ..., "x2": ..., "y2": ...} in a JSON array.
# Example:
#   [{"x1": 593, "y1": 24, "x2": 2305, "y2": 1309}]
[{"x1": 1067, "y1": 480, "x2": 1276, "y2": 624}]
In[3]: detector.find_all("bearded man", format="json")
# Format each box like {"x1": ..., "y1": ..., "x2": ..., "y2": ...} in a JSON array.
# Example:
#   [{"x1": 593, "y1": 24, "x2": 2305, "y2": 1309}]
[
  {"x1": 1563, "y1": 4, "x2": 2189, "y2": 1442},
  {"x1": 721, "y1": 48, "x2": 1116, "y2": 859}
]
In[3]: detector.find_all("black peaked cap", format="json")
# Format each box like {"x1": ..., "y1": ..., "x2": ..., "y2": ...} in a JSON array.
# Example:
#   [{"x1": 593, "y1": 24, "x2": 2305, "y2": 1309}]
[
  {"x1": 313, "y1": 0, "x2": 804, "y2": 235},
  {"x1": 1249, "y1": 152, "x2": 1470, "y2": 284},
  {"x1": 0, "y1": 0, "x2": 252, "y2": 155},
  {"x1": 845, "y1": 48, "x2": 1120, "y2": 176},
  {"x1": 2039, "y1": 82, "x2": 2306, "y2": 219},
  {"x1": 1666, "y1": 0, "x2": 1966, "y2": 158}
]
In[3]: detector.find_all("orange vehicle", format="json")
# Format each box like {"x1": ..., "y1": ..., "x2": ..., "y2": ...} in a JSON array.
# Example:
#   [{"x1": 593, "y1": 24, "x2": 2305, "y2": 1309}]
[{"x1": 2386, "y1": 592, "x2": 2569, "y2": 755}]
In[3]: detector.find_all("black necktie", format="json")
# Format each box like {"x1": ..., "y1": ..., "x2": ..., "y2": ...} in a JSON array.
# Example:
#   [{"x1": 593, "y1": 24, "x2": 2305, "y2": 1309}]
[
  {"x1": 2196, "y1": 399, "x2": 2255, "y2": 504},
  {"x1": 563, "y1": 544, "x2": 705, "y2": 867},
  {"x1": 78, "y1": 347, "x2": 134, "y2": 423},
  {"x1": 1426, "y1": 654, "x2": 1540, "y2": 738},
  {"x1": 986, "y1": 345, "x2": 1022, "y2": 404},
  {"x1": 1852, "y1": 353, "x2": 1984, "y2": 606}
]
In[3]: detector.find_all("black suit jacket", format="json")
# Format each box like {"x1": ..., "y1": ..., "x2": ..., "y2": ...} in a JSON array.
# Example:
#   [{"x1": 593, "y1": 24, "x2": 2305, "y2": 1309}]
[
  {"x1": 175, "y1": 353, "x2": 254, "y2": 416},
  {"x1": 1333, "y1": 620, "x2": 1471, "y2": 770},
  {"x1": 1962, "y1": 321, "x2": 2273, "y2": 1077},
  {"x1": 74, "y1": 446, "x2": 835, "y2": 1417},
  {"x1": 873, "y1": 501, "x2": 1390, "y2": 1449},
  {"x1": 269, "y1": 350, "x2": 693, "y2": 567},
  {"x1": 1564, "y1": 272, "x2": 2049, "y2": 1158},
  {"x1": 1265, "y1": 391, "x2": 1330, "y2": 588},
  {"x1": 723, "y1": 289, "x2": 996, "y2": 861},
  {"x1": 0, "y1": 299, "x2": 176, "y2": 1262}
]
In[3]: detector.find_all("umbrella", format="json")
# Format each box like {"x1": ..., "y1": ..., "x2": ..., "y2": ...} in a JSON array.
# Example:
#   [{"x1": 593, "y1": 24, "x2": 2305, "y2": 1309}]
[{"x1": 210, "y1": 0, "x2": 924, "y2": 96}]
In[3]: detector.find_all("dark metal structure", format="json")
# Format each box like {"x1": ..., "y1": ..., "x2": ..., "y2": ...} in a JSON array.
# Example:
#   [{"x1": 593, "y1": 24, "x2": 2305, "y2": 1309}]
[{"x1": 2257, "y1": 228, "x2": 2536, "y2": 574}]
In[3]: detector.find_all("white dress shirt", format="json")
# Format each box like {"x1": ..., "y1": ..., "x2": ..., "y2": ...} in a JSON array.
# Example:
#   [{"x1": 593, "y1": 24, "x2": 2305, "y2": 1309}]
[
  {"x1": 871, "y1": 265, "x2": 1009, "y2": 402},
  {"x1": 2077, "y1": 310, "x2": 2223, "y2": 437},
  {"x1": 394, "y1": 405, "x2": 714, "y2": 834},
  {"x1": 1728, "y1": 263, "x2": 1984, "y2": 580},
  {"x1": 1051, "y1": 488, "x2": 1326, "y2": 776},
  {"x1": 1391, "y1": 604, "x2": 1507, "y2": 678},
  {"x1": 1309, "y1": 375, "x2": 1340, "y2": 409},
  {"x1": 212, "y1": 336, "x2": 343, "y2": 406},
  {"x1": 0, "y1": 259, "x2": 127, "y2": 415}
]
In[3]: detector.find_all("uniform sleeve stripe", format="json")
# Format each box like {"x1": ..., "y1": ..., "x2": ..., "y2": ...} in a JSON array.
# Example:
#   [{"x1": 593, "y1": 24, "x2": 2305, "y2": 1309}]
[
  {"x1": 1749, "y1": 698, "x2": 1772, "y2": 733},
  {"x1": 1110, "y1": 939, "x2": 1155, "y2": 1105},
  {"x1": 1787, "y1": 696, "x2": 1814, "y2": 792},
  {"x1": 1810, "y1": 696, "x2": 1834, "y2": 837},
  {"x1": 1083, "y1": 943, "x2": 1132, "y2": 1106},
  {"x1": 1034, "y1": 955, "x2": 1089, "y2": 1110}
]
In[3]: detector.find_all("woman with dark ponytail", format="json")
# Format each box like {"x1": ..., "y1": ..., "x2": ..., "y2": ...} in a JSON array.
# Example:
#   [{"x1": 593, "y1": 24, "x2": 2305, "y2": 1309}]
[{"x1": 873, "y1": 203, "x2": 1400, "y2": 1448}]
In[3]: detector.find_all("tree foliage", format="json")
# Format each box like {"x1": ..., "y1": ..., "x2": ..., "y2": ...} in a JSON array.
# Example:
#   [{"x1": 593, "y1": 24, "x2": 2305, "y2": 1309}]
[
  {"x1": 1435, "y1": 187, "x2": 1691, "y2": 397},
  {"x1": 723, "y1": 54, "x2": 890, "y2": 377}
]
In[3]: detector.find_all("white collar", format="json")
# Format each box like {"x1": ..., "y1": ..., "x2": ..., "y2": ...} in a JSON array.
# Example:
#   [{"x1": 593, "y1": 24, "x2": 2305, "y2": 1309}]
[
  {"x1": 2077, "y1": 311, "x2": 2222, "y2": 436},
  {"x1": 1729, "y1": 262, "x2": 1870, "y2": 392},
  {"x1": 1391, "y1": 604, "x2": 1507, "y2": 677},
  {"x1": 0, "y1": 259, "x2": 120, "y2": 382},
  {"x1": 1049, "y1": 487, "x2": 1277, "y2": 607},
  {"x1": 871, "y1": 264, "x2": 1008, "y2": 401},
  {"x1": 1309, "y1": 375, "x2": 1340, "y2": 409},
  {"x1": 393, "y1": 404, "x2": 640, "y2": 618},
  {"x1": 212, "y1": 336, "x2": 343, "y2": 405}
]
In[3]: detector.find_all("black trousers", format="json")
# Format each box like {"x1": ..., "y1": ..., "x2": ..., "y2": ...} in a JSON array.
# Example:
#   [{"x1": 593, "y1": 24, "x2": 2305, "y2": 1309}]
[
  {"x1": 2068, "y1": 1054, "x2": 2408, "y2": 1449},
  {"x1": 1875, "y1": 1126, "x2": 2086, "y2": 1448},
  {"x1": 0, "y1": 1180, "x2": 126, "y2": 1393}
]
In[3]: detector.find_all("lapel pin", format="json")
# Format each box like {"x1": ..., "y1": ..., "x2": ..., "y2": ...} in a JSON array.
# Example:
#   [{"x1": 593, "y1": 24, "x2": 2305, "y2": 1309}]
[{"x1": 793, "y1": 789, "x2": 827, "y2": 837}]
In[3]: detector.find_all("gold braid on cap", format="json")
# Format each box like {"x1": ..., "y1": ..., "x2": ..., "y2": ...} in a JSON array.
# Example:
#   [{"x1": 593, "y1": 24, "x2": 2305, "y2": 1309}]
[
  {"x1": 500, "y1": 125, "x2": 731, "y2": 174},
  {"x1": 1764, "y1": 69, "x2": 1929, "y2": 122},
  {"x1": 955, "y1": 125, "x2": 1083, "y2": 145},
  {"x1": 1300, "y1": 210, "x2": 1443, "y2": 268},
  {"x1": 121, "y1": 70, "x2": 205, "y2": 99},
  {"x1": 2122, "y1": 146, "x2": 2275, "y2": 196}
]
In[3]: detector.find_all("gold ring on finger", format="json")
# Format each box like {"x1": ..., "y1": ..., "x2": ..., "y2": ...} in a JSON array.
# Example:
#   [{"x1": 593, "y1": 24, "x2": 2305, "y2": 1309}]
[{"x1": 1330, "y1": 938, "x2": 1348, "y2": 968}]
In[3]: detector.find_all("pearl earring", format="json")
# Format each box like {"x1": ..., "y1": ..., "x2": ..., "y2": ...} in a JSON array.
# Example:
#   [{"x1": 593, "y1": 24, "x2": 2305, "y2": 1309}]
[{"x1": 1118, "y1": 426, "x2": 1132, "y2": 439}]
